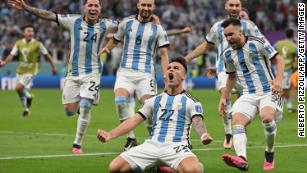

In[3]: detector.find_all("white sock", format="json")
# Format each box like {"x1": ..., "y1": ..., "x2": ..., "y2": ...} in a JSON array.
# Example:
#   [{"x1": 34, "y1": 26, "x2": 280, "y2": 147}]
[
  {"x1": 233, "y1": 125, "x2": 247, "y2": 159},
  {"x1": 126, "y1": 98, "x2": 136, "y2": 139},
  {"x1": 263, "y1": 121, "x2": 277, "y2": 152},
  {"x1": 73, "y1": 108, "x2": 91, "y2": 146},
  {"x1": 286, "y1": 98, "x2": 292, "y2": 109}
]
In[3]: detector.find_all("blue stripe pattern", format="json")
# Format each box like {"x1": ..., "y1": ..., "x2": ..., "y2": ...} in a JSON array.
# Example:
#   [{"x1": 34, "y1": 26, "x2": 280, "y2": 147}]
[
  {"x1": 132, "y1": 22, "x2": 145, "y2": 70},
  {"x1": 249, "y1": 43, "x2": 271, "y2": 93},
  {"x1": 217, "y1": 24, "x2": 224, "y2": 72},
  {"x1": 97, "y1": 22, "x2": 106, "y2": 73},
  {"x1": 241, "y1": 20, "x2": 247, "y2": 35},
  {"x1": 233, "y1": 126, "x2": 246, "y2": 135},
  {"x1": 158, "y1": 95, "x2": 175, "y2": 142},
  {"x1": 150, "y1": 95, "x2": 162, "y2": 139},
  {"x1": 85, "y1": 25, "x2": 95, "y2": 74},
  {"x1": 72, "y1": 18, "x2": 82, "y2": 76},
  {"x1": 121, "y1": 20, "x2": 133, "y2": 68},
  {"x1": 173, "y1": 96, "x2": 187, "y2": 142},
  {"x1": 237, "y1": 48, "x2": 256, "y2": 93},
  {"x1": 145, "y1": 24, "x2": 157, "y2": 73}
]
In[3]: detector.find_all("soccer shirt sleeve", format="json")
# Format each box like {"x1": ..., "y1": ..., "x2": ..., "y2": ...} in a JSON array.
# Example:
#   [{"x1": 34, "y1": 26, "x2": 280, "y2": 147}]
[
  {"x1": 246, "y1": 20, "x2": 264, "y2": 38},
  {"x1": 39, "y1": 43, "x2": 49, "y2": 55},
  {"x1": 259, "y1": 41, "x2": 278, "y2": 60},
  {"x1": 56, "y1": 14, "x2": 78, "y2": 30},
  {"x1": 157, "y1": 26, "x2": 170, "y2": 48},
  {"x1": 113, "y1": 19, "x2": 125, "y2": 41},
  {"x1": 137, "y1": 97, "x2": 154, "y2": 120},
  {"x1": 224, "y1": 50, "x2": 236, "y2": 74},
  {"x1": 10, "y1": 43, "x2": 18, "y2": 56},
  {"x1": 205, "y1": 24, "x2": 219, "y2": 45},
  {"x1": 189, "y1": 101, "x2": 204, "y2": 119}
]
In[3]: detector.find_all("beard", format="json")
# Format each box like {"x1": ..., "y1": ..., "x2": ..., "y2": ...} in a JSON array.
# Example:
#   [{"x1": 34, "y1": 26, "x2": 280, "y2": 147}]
[{"x1": 140, "y1": 10, "x2": 152, "y2": 20}]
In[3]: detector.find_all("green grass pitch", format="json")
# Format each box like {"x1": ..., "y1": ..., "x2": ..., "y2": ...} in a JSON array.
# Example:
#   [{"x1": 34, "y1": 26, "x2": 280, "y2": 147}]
[{"x1": 0, "y1": 89, "x2": 306, "y2": 173}]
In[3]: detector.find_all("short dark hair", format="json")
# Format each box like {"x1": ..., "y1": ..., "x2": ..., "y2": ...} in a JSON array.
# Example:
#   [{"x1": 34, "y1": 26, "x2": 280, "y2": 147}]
[
  {"x1": 22, "y1": 25, "x2": 34, "y2": 31},
  {"x1": 221, "y1": 18, "x2": 242, "y2": 28},
  {"x1": 171, "y1": 57, "x2": 187, "y2": 73},
  {"x1": 84, "y1": 0, "x2": 103, "y2": 6},
  {"x1": 285, "y1": 29, "x2": 294, "y2": 39}
]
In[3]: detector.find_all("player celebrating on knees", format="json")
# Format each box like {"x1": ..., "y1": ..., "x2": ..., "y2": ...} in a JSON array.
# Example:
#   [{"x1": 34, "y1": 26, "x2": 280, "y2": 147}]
[
  {"x1": 218, "y1": 18, "x2": 284, "y2": 171},
  {"x1": 7, "y1": 0, "x2": 118, "y2": 154},
  {"x1": 0, "y1": 25, "x2": 57, "y2": 117},
  {"x1": 184, "y1": 0, "x2": 268, "y2": 149},
  {"x1": 100, "y1": 0, "x2": 169, "y2": 151},
  {"x1": 97, "y1": 58, "x2": 213, "y2": 173}
]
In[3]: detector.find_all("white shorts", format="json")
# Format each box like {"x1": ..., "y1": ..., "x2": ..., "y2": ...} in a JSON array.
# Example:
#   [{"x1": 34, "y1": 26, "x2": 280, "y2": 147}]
[
  {"x1": 120, "y1": 140, "x2": 197, "y2": 171},
  {"x1": 216, "y1": 72, "x2": 227, "y2": 91},
  {"x1": 231, "y1": 92, "x2": 283, "y2": 123},
  {"x1": 282, "y1": 70, "x2": 292, "y2": 89},
  {"x1": 16, "y1": 74, "x2": 34, "y2": 89},
  {"x1": 114, "y1": 68, "x2": 157, "y2": 99},
  {"x1": 62, "y1": 73, "x2": 101, "y2": 105}
]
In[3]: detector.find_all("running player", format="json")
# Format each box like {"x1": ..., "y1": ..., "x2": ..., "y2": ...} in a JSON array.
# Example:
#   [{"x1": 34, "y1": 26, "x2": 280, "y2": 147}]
[{"x1": 0, "y1": 25, "x2": 57, "y2": 117}]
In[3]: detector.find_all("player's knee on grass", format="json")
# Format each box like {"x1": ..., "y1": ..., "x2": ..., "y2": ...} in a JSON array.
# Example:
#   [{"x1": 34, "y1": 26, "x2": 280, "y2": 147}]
[
  {"x1": 115, "y1": 96, "x2": 131, "y2": 120},
  {"x1": 80, "y1": 98, "x2": 93, "y2": 111}
]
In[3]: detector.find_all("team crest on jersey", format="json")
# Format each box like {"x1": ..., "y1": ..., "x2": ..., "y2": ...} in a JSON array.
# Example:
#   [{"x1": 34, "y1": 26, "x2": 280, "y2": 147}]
[{"x1": 195, "y1": 105, "x2": 202, "y2": 113}]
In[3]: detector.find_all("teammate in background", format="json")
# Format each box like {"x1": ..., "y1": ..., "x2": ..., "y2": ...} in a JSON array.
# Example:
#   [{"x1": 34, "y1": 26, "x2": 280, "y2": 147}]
[
  {"x1": 239, "y1": 8, "x2": 250, "y2": 20},
  {"x1": 0, "y1": 25, "x2": 57, "y2": 117},
  {"x1": 97, "y1": 58, "x2": 213, "y2": 173},
  {"x1": 101, "y1": 0, "x2": 170, "y2": 151},
  {"x1": 184, "y1": 0, "x2": 266, "y2": 149},
  {"x1": 274, "y1": 29, "x2": 298, "y2": 113},
  {"x1": 219, "y1": 18, "x2": 284, "y2": 171},
  {"x1": 7, "y1": 0, "x2": 118, "y2": 154}
]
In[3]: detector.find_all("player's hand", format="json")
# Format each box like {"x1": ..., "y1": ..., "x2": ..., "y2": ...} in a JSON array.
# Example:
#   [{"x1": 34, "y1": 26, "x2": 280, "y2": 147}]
[
  {"x1": 201, "y1": 133, "x2": 213, "y2": 145},
  {"x1": 218, "y1": 98, "x2": 227, "y2": 116},
  {"x1": 270, "y1": 79, "x2": 282, "y2": 93},
  {"x1": 7, "y1": 0, "x2": 25, "y2": 10},
  {"x1": 51, "y1": 67, "x2": 57, "y2": 75},
  {"x1": 99, "y1": 47, "x2": 110, "y2": 55},
  {"x1": 182, "y1": 26, "x2": 191, "y2": 33},
  {"x1": 97, "y1": 129, "x2": 110, "y2": 143},
  {"x1": 151, "y1": 15, "x2": 161, "y2": 24},
  {"x1": 206, "y1": 67, "x2": 216, "y2": 79},
  {"x1": 0, "y1": 60, "x2": 6, "y2": 67}
]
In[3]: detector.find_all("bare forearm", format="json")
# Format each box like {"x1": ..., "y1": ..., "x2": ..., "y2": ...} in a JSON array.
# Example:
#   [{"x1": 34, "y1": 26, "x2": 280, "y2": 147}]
[
  {"x1": 160, "y1": 48, "x2": 169, "y2": 76},
  {"x1": 192, "y1": 116, "x2": 208, "y2": 138},
  {"x1": 274, "y1": 55, "x2": 285, "y2": 82},
  {"x1": 45, "y1": 55, "x2": 56, "y2": 68},
  {"x1": 4, "y1": 54, "x2": 14, "y2": 64},
  {"x1": 23, "y1": 3, "x2": 56, "y2": 22},
  {"x1": 185, "y1": 42, "x2": 211, "y2": 63},
  {"x1": 222, "y1": 74, "x2": 236, "y2": 99}
]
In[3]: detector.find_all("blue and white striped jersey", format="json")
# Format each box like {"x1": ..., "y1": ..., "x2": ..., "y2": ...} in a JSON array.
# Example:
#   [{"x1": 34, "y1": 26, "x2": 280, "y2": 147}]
[
  {"x1": 57, "y1": 14, "x2": 118, "y2": 76},
  {"x1": 138, "y1": 91, "x2": 203, "y2": 143},
  {"x1": 206, "y1": 19, "x2": 264, "y2": 73},
  {"x1": 224, "y1": 37, "x2": 278, "y2": 95},
  {"x1": 114, "y1": 15, "x2": 169, "y2": 74}
]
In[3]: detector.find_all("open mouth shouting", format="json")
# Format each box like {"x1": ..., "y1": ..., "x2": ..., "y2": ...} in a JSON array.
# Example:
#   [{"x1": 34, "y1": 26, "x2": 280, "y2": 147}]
[{"x1": 168, "y1": 73, "x2": 174, "y2": 81}]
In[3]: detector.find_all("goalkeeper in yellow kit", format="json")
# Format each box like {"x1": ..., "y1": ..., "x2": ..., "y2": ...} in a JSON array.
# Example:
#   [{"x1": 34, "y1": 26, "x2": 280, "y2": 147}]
[{"x1": 0, "y1": 25, "x2": 57, "y2": 117}]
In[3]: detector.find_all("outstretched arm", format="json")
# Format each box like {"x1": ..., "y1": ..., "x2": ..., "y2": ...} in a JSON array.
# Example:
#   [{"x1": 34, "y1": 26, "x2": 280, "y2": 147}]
[
  {"x1": 0, "y1": 54, "x2": 14, "y2": 67},
  {"x1": 97, "y1": 113, "x2": 145, "y2": 143},
  {"x1": 8, "y1": 0, "x2": 56, "y2": 22},
  {"x1": 167, "y1": 26, "x2": 191, "y2": 36},
  {"x1": 159, "y1": 47, "x2": 169, "y2": 77},
  {"x1": 184, "y1": 42, "x2": 213, "y2": 63},
  {"x1": 192, "y1": 116, "x2": 213, "y2": 145}
]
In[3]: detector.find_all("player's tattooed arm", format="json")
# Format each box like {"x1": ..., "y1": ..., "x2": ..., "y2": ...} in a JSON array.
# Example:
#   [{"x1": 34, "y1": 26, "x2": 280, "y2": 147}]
[
  {"x1": 192, "y1": 115, "x2": 207, "y2": 138},
  {"x1": 23, "y1": 4, "x2": 56, "y2": 22}
]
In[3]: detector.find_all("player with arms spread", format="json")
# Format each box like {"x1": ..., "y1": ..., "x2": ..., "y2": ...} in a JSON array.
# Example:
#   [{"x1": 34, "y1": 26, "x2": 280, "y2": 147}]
[
  {"x1": 97, "y1": 58, "x2": 213, "y2": 173},
  {"x1": 7, "y1": 0, "x2": 118, "y2": 154},
  {"x1": 0, "y1": 25, "x2": 57, "y2": 117}
]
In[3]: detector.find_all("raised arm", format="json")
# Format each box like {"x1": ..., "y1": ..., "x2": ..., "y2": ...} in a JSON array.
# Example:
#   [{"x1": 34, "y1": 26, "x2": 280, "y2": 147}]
[
  {"x1": 97, "y1": 113, "x2": 145, "y2": 143},
  {"x1": 167, "y1": 26, "x2": 191, "y2": 36},
  {"x1": 184, "y1": 42, "x2": 213, "y2": 63},
  {"x1": 159, "y1": 47, "x2": 169, "y2": 77},
  {"x1": 8, "y1": 0, "x2": 56, "y2": 22},
  {"x1": 192, "y1": 116, "x2": 213, "y2": 145}
]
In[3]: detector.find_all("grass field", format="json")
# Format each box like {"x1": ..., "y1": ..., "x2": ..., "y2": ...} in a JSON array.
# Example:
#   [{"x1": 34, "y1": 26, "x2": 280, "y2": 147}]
[{"x1": 0, "y1": 89, "x2": 306, "y2": 173}]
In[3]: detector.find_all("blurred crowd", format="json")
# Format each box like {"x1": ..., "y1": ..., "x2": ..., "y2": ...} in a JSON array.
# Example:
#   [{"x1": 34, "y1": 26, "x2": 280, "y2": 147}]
[{"x1": 0, "y1": 0, "x2": 301, "y2": 76}]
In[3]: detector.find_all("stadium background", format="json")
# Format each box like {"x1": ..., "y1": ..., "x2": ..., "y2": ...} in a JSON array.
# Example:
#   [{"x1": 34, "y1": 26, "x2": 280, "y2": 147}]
[{"x1": 0, "y1": 0, "x2": 306, "y2": 173}]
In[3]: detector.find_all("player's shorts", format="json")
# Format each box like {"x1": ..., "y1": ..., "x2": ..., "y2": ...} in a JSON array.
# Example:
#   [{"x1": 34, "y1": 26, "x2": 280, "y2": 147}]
[
  {"x1": 231, "y1": 92, "x2": 283, "y2": 123},
  {"x1": 62, "y1": 73, "x2": 101, "y2": 105},
  {"x1": 120, "y1": 139, "x2": 197, "y2": 171},
  {"x1": 114, "y1": 68, "x2": 157, "y2": 99},
  {"x1": 282, "y1": 70, "x2": 292, "y2": 89},
  {"x1": 216, "y1": 72, "x2": 228, "y2": 91},
  {"x1": 16, "y1": 73, "x2": 34, "y2": 89}
]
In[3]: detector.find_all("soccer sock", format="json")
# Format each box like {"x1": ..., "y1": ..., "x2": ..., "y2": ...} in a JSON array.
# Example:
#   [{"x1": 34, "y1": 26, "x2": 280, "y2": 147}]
[
  {"x1": 263, "y1": 121, "x2": 277, "y2": 153},
  {"x1": 233, "y1": 125, "x2": 247, "y2": 159},
  {"x1": 73, "y1": 99, "x2": 92, "y2": 146},
  {"x1": 126, "y1": 97, "x2": 136, "y2": 139},
  {"x1": 17, "y1": 90, "x2": 27, "y2": 110},
  {"x1": 223, "y1": 99, "x2": 232, "y2": 135},
  {"x1": 23, "y1": 89, "x2": 32, "y2": 99},
  {"x1": 286, "y1": 98, "x2": 292, "y2": 109}
]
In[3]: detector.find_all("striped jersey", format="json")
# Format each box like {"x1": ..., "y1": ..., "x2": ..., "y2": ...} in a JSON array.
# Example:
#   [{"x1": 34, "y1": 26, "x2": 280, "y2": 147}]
[
  {"x1": 206, "y1": 18, "x2": 264, "y2": 73},
  {"x1": 10, "y1": 38, "x2": 48, "y2": 75},
  {"x1": 274, "y1": 39, "x2": 297, "y2": 71},
  {"x1": 57, "y1": 14, "x2": 118, "y2": 76},
  {"x1": 138, "y1": 91, "x2": 203, "y2": 143},
  {"x1": 114, "y1": 15, "x2": 169, "y2": 74},
  {"x1": 224, "y1": 37, "x2": 278, "y2": 95}
]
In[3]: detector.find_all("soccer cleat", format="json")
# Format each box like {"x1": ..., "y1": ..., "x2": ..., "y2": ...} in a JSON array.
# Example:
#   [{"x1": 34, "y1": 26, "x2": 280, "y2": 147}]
[
  {"x1": 22, "y1": 110, "x2": 29, "y2": 117},
  {"x1": 26, "y1": 96, "x2": 33, "y2": 109},
  {"x1": 158, "y1": 166, "x2": 176, "y2": 173},
  {"x1": 222, "y1": 154, "x2": 249, "y2": 171},
  {"x1": 223, "y1": 134, "x2": 233, "y2": 149},
  {"x1": 263, "y1": 160, "x2": 275, "y2": 171},
  {"x1": 123, "y1": 137, "x2": 137, "y2": 151},
  {"x1": 72, "y1": 144, "x2": 83, "y2": 154}
]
